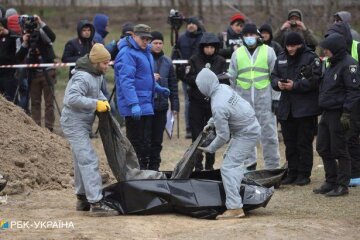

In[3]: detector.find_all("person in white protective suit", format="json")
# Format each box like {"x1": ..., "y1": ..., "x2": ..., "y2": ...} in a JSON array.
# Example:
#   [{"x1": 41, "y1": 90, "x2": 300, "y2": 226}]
[
  {"x1": 196, "y1": 68, "x2": 261, "y2": 220},
  {"x1": 60, "y1": 43, "x2": 118, "y2": 216},
  {"x1": 228, "y1": 23, "x2": 280, "y2": 170}
]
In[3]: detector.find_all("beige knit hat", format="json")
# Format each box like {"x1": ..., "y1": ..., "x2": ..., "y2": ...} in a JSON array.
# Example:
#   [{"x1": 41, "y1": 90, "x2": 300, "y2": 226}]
[{"x1": 89, "y1": 43, "x2": 111, "y2": 63}]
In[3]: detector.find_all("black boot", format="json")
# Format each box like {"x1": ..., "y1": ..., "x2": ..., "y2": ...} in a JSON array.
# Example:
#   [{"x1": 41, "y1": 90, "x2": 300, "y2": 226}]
[
  {"x1": 293, "y1": 176, "x2": 311, "y2": 186},
  {"x1": 76, "y1": 194, "x2": 90, "y2": 211},
  {"x1": 313, "y1": 182, "x2": 336, "y2": 194},
  {"x1": 281, "y1": 175, "x2": 297, "y2": 185},
  {"x1": 325, "y1": 185, "x2": 349, "y2": 197},
  {"x1": 90, "y1": 198, "x2": 119, "y2": 216}
]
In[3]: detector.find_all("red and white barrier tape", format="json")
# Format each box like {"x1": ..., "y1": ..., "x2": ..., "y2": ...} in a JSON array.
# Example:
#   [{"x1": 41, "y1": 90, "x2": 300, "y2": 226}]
[{"x1": 0, "y1": 59, "x2": 230, "y2": 69}]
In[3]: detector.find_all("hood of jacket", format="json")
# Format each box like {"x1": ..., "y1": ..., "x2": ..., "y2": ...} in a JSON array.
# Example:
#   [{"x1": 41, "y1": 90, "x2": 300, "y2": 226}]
[
  {"x1": 334, "y1": 11, "x2": 352, "y2": 23},
  {"x1": 93, "y1": 14, "x2": 109, "y2": 38},
  {"x1": 325, "y1": 22, "x2": 352, "y2": 51},
  {"x1": 77, "y1": 19, "x2": 95, "y2": 42},
  {"x1": 195, "y1": 68, "x2": 220, "y2": 97},
  {"x1": 75, "y1": 54, "x2": 102, "y2": 76},
  {"x1": 320, "y1": 33, "x2": 347, "y2": 63},
  {"x1": 199, "y1": 32, "x2": 220, "y2": 54},
  {"x1": 259, "y1": 23, "x2": 273, "y2": 43}
]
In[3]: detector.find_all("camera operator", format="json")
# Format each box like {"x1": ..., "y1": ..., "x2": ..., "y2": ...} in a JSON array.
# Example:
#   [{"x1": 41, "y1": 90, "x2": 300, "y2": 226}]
[
  {"x1": 274, "y1": 9, "x2": 318, "y2": 51},
  {"x1": 17, "y1": 14, "x2": 57, "y2": 132},
  {"x1": 0, "y1": 19, "x2": 24, "y2": 101}
]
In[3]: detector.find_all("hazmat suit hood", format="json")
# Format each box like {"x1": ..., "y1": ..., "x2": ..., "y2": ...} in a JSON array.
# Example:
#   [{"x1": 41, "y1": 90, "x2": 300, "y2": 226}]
[
  {"x1": 195, "y1": 68, "x2": 220, "y2": 97},
  {"x1": 75, "y1": 54, "x2": 102, "y2": 76}
]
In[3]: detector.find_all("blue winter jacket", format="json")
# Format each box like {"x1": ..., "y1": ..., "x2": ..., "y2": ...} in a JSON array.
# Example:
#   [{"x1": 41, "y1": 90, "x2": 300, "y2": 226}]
[{"x1": 115, "y1": 36, "x2": 157, "y2": 117}]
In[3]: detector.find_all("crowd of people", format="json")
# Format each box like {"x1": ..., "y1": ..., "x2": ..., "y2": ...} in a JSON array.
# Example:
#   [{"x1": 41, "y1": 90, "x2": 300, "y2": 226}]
[{"x1": 0, "y1": 6, "x2": 360, "y2": 219}]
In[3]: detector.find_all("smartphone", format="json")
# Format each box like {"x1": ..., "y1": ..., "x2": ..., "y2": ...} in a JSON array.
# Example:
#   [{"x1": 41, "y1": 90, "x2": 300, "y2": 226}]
[{"x1": 279, "y1": 79, "x2": 288, "y2": 83}]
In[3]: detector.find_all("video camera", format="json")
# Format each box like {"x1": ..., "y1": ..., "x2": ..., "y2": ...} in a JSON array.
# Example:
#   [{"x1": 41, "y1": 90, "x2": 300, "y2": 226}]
[
  {"x1": 19, "y1": 15, "x2": 41, "y2": 62},
  {"x1": 19, "y1": 15, "x2": 38, "y2": 34},
  {"x1": 167, "y1": 9, "x2": 186, "y2": 31}
]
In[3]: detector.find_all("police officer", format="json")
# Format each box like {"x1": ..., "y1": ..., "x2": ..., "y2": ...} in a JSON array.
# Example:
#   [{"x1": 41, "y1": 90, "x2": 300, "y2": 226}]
[
  {"x1": 324, "y1": 22, "x2": 360, "y2": 186},
  {"x1": 314, "y1": 33, "x2": 360, "y2": 196},
  {"x1": 271, "y1": 32, "x2": 322, "y2": 186}
]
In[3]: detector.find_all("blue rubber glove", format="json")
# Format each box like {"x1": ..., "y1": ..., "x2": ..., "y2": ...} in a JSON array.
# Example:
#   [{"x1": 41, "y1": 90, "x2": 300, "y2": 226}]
[
  {"x1": 155, "y1": 84, "x2": 170, "y2": 97},
  {"x1": 131, "y1": 104, "x2": 142, "y2": 120}
]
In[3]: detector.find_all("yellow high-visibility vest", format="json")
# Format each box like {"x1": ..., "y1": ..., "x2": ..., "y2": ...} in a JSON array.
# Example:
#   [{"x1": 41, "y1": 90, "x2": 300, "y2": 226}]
[
  {"x1": 325, "y1": 40, "x2": 359, "y2": 68},
  {"x1": 351, "y1": 40, "x2": 359, "y2": 62},
  {"x1": 236, "y1": 45, "x2": 270, "y2": 90}
]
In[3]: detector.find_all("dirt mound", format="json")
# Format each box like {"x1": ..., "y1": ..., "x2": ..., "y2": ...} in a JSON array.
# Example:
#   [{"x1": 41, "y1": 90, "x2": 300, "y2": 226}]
[{"x1": 0, "y1": 96, "x2": 110, "y2": 195}]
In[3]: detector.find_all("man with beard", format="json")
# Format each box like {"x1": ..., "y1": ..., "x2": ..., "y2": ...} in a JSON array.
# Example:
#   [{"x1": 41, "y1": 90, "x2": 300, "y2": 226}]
[
  {"x1": 60, "y1": 43, "x2": 118, "y2": 216},
  {"x1": 185, "y1": 32, "x2": 227, "y2": 171}
]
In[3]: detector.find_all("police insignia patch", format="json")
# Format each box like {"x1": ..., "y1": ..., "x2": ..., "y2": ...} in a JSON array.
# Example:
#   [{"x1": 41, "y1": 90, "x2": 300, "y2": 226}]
[
  {"x1": 185, "y1": 66, "x2": 191, "y2": 74},
  {"x1": 334, "y1": 74, "x2": 337, "y2": 80},
  {"x1": 314, "y1": 58, "x2": 320, "y2": 67},
  {"x1": 205, "y1": 63, "x2": 211, "y2": 69},
  {"x1": 349, "y1": 65, "x2": 357, "y2": 74}
]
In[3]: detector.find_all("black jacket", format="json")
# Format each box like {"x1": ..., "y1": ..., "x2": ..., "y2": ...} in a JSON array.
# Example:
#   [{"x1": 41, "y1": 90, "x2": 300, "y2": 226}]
[
  {"x1": 152, "y1": 51, "x2": 180, "y2": 112},
  {"x1": 16, "y1": 24, "x2": 56, "y2": 64},
  {"x1": 259, "y1": 23, "x2": 283, "y2": 57},
  {"x1": 171, "y1": 29, "x2": 204, "y2": 80},
  {"x1": 62, "y1": 20, "x2": 95, "y2": 77},
  {"x1": 0, "y1": 31, "x2": 23, "y2": 76},
  {"x1": 218, "y1": 26, "x2": 243, "y2": 59},
  {"x1": 185, "y1": 33, "x2": 227, "y2": 104},
  {"x1": 319, "y1": 33, "x2": 360, "y2": 112},
  {"x1": 271, "y1": 45, "x2": 322, "y2": 120}
]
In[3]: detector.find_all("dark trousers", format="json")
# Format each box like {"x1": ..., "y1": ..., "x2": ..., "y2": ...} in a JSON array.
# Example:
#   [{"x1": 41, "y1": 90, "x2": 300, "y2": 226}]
[
  {"x1": 0, "y1": 72, "x2": 17, "y2": 102},
  {"x1": 149, "y1": 110, "x2": 168, "y2": 171},
  {"x1": 348, "y1": 118, "x2": 360, "y2": 178},
  {"x1": 30, "y1": 70, "x2": 56, "y2": 130},
  {"x1": 280, "y1": 116, "x2": 317, "y2": 178},
  {"x1": 125, "y1": 115, "x2": 153, "y2": 170},
  {"x1": 316, "y1": 110, "x2": 351, "y2": 187},
  {"x1": 189, "y1": 101, "x2": 215, "y2": 170}
]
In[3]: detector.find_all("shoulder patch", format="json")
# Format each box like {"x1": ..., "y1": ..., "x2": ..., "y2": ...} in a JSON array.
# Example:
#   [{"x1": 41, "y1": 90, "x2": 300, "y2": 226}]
[
  {"x1": 349, "y1": 65, "x2": 358, "y2": 74},
  {"x1": 314, "y1": 58, "x2": 320, "y2": 67},
  {"x1": 185, "y1": 65, "x2": 191, "y2": 74}
]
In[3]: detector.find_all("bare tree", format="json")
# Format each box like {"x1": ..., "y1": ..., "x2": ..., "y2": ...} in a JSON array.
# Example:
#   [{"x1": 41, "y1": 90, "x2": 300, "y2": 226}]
[{"x1": 197, "y1": 0, "x2": 203, "y2": 20}]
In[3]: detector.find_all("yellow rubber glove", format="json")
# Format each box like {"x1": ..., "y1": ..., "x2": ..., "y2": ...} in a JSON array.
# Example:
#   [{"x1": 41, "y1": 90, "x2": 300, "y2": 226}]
[{"x1": 96, "y1": 100, "x2": 111, "y2": 112}]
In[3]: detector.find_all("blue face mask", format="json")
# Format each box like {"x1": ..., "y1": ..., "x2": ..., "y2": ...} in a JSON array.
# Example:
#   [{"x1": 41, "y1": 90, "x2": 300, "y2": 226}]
[{"x1": 244, "y1": 36, "x2": 257, "y2": 46}]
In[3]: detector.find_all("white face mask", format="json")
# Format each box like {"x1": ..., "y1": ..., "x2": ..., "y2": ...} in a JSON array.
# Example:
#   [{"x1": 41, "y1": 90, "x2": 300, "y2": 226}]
[{"x1": 244, "y1": 36, "x2": 257, "y2": 46}]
